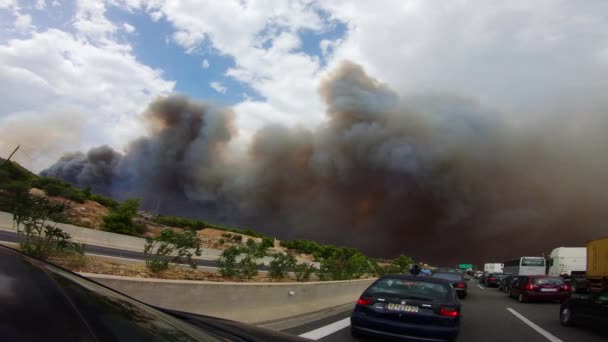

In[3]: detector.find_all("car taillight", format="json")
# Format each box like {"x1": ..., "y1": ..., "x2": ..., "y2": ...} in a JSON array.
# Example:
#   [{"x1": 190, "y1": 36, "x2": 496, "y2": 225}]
[
  {"x1": 439, "y1": 307, "x2": 459, "y2": 317},
  {"x1": 489, "y1": 277, "x2": 496, "y2": 281},
  {"x1": 562, "y1": 283, "x2": 571, "y2": 292},
  {"x1": 357, "y1": 297, "x2": 372, "y2": 306},
  {"x1": 524, "y1": 282, "x2": 534, "y2": 291},
  {"x1": 456, "y1": 282, "x2": 466, "y2": 289}
]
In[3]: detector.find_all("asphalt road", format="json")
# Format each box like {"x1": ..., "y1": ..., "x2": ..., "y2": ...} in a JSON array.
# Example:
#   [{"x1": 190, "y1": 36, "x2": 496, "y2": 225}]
[
  {"x1": 0, "y1": 230, "x2": 271, "y2": 270},
  {"x1": 283, "y1": 279, "x2": 608, "y2": 342}
]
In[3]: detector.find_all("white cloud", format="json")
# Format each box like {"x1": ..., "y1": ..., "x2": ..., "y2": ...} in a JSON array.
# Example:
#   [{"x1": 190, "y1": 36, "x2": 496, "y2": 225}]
[
  {"x1": 210, "y1": 81, "x2": 227, "y2": 93},
  {"x1": 51, "y1": 0, "x2": 60, "y2": 7},
  {"x1": 319, "y1": 1, "x2": 608, "y2": 113},
  {"x1": 149, "y1": 10, "x2": 163, "y2": 22},
  {"x1": 145, "y1": 0, "x2": 333, "y2": 140},
  {"x1": 73, "y1": 0, "x2": 117, "y2": 42},
  {"x1": 201, "y1": 58, "x2": 209, "y2": 69},
  {"x1": 0, "y1": 28, "x2": 174, "y2": 171},
  {"x1": 35, "y1": 0, "x2": 46, "y2": 10},
  {"x1": 123, "y1": 22, "x2": 135, "y2": 33},
  {"x1": 0, "y1": 0, "x2": 16, "y2": 9},
  {"x1": 14, "y1": 14, "x2": 32, "y2": 30}
]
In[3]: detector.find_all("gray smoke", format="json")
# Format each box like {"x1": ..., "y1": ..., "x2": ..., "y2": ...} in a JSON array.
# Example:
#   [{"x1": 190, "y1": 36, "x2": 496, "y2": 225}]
[{"x1": 42, "y1": 61, "x2": 608, "y2": 265}]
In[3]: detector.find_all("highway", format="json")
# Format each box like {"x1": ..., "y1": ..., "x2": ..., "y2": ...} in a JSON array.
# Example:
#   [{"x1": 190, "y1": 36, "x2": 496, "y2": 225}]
[
  {"x1": 0, "y1": 230, "x2": 271, "y2": 270},
  {"x1": 282, "y1": 279, "x2": 608, "y2": 342}
]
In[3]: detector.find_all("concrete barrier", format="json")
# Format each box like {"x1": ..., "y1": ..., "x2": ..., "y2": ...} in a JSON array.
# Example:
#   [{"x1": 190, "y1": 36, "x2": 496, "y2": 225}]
[{"x1": 83, "y1": 273, "x2": 376, "y2": 323}]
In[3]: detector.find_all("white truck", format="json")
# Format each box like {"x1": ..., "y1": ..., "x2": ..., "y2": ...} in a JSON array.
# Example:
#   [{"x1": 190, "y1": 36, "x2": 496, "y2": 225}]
[
  {"x1": 483, "y1": 263, "x2": 503, "y2": 273},
  {"x1": 548, "y1": 247, "x2": 586, "y2": 277}
]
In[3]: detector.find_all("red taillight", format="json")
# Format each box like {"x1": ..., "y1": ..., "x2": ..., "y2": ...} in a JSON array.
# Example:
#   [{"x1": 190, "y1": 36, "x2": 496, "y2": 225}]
[
  {"x1": 563, "y1": 284, "x2": 571, "y2": 292},
  {"x1": 439, "y1": 307, "x2": 459, "y2": 317},
  {"x1": 456, "y1": 282, "x2": 466, "y2": 289},
  {"x1": 357, "y1": 297, "x2": 372, "y2": 306},
  {"x1": 489, "y1": 277, "x2": 496, "y2": 281},
  {"x1": 524, "y1": 282, "x2": 534, "y2": 291}
]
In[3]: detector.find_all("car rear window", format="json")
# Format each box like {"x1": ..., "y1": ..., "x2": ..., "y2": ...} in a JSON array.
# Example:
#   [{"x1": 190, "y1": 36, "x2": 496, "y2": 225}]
[
  {"x1": 533, "y1": 277, "x2": 564, "y2": 285},
  {"x1": 432, "y1": 273, "x2": 462, "y2": 282},
  {"x1": 368, "y1": 278, "x2": 450, "y2": 302}
]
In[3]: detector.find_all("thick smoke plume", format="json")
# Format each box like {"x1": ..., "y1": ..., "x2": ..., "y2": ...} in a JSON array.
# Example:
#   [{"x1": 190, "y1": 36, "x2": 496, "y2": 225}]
[{"x1": 42, "y1": 61, "x2": 608, "y2": 265}]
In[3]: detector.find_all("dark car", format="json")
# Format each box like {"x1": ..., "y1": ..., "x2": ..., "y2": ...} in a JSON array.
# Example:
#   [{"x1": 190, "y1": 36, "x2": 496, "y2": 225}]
[
  {"x1": 498, "y1": 275, "x2": 514, "y2": 292},
  {"x1": 509, "y1": 275, "x2": 571, "y2": 303},
  {"x1": 0, "y1": 245, "x2": 306, "y2": 342},
  {"x1": 479, "y1": 272, "x2": 489, "y2": 284},
  {"x1": 433, "y1": 272, "x2": 468, "y2": 299},
  {"x1": 560, "y1": 291, "x2": 608, "y2": 329},
  {"x1": 504, "y1": 276, "x2": 520, "y2": 295},
  {"x1": 350, "y1": 275, "x2": 461, "y2": 342},
  {"x1": 483, "y1": 273, "x2": 507, "y2": 287}
]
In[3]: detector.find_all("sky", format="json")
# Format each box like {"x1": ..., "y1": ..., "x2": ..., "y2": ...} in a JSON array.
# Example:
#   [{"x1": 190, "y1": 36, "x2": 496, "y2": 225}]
[
  {"x1": 2, "y1": 0, "x2": 608, "y2": 172},
  {"x1": 3, "y1": 1, "x2": 608, "y2": 263}
]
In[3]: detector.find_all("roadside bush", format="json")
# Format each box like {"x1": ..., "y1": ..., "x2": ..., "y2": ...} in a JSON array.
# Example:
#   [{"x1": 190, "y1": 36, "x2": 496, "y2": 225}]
[
  {"x1": 269, "y1": 253, "x2": 296, "y2": 280},
  {"x1": 222, "y1": 233, "x2": 232, "y2": 238},
  {"x1": 232, "y1": 235, "x2": 243, "y2": 242},
  {"x1": 317, "y1": 251, "x2": 371, "y2": 280},
  {"x1": 218, "y1": 238, "x2": 225, "y2": 244},
  {"x1": 260, "y1": 237, "x2": 274, "y2": 250},
  {"x1": 89, "y1": 194, "x2": 118, "y2": 208},
  {"x1": 152, "y1": 215, "x2": 209, "y2": 230},
  {"x1": 246, "y1": 238, "x2": 256, "y2": 247},
  {"x1": 218, "y1": 246, "x2": 240, "y2": 278},
  {"x1": 295, "y1": 263, "x2": 316, "y2": 281},
  {"x1": 133, "y1": 221, "x2": 148, "y2": 235},
  {"x1": 143, "y1": 229, "x2": 201, "y2": 273},
  {"x1": 12, "y1": 195, "x2": 82, "y2": 260},
  {"x1": 102, "y1": 198, "x2": 140, "y2": 235}
]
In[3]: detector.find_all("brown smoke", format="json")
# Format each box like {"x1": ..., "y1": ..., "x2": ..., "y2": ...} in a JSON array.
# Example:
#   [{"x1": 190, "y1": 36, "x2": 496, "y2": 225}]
[{"x1": 42, "y1": 61, "x2": 608, "y2": 265}]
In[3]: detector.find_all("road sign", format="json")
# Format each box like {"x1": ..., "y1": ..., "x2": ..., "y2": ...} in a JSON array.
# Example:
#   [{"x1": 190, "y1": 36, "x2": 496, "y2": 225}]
[{"x1": 458, "y1": 264, "x2": 472, "y2": 269}]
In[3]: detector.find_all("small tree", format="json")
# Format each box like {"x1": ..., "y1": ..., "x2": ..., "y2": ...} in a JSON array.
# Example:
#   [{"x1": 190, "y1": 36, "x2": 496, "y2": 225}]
[
  {"x1": 218, "y1": 246, "x2": 240, "y2": 278},
  {"x1": 269, "y1": 253, "x2": 296, "y2": 280},
  {"x1": 144, "y1": 229, "x2": 202, "y2": 273},
  {"x1": 12, "y1": 195, "x2": 82, "y2": 260},
  {"x1": 394, "y1": 254, "x2": 415, "y2": 273},
  {"x1": 102, "y1": 198, "x2": 140, "y2": 235},
  {"x1": 295, "y1": 263, "x2": 316, "y2": 281}
]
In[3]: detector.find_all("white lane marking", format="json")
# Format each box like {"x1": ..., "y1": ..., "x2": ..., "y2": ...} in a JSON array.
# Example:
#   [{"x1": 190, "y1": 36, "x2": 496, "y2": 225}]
[
  {"x1": 477, "y1": 284, "x2": 485, "y2": 290},
  {"x1": 299, "y1": 317, "x2": 350, "y2": 340},
  {"x1": 507, "y1": 308, "x2": 564, "y2": 342}
]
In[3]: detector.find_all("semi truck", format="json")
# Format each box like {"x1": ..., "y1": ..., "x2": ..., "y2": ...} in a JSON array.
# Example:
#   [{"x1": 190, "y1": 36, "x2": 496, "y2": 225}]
[
  {"x1": 548, "y1": 247, "x2": 586, "y2": 277},
  {"x1": 483, "y1": 263, "x2": 503, "y2": 273},
  {"x1": 585, "y1": 236, "x2": 608, "y2": 292}
]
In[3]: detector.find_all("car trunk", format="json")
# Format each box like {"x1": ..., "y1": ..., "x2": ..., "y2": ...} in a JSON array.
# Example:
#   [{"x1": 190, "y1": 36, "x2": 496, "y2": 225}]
[{"x1": 357, "y1": 294, "x2": 458, "y2": 327}]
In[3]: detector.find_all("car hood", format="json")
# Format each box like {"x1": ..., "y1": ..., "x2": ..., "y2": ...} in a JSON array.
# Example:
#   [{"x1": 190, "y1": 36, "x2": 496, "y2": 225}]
[{"x1": 0, "y1": 245, "x2": 306, "y2": 342}]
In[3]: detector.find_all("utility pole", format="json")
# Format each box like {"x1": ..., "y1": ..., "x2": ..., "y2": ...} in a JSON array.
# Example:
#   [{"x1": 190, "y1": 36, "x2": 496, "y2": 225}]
[{"x1": 1, "y1": 145, "x2": 20, "y2": 167}]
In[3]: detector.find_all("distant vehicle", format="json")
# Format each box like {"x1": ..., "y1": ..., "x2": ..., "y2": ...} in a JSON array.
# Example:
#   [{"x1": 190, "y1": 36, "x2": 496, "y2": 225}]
[
  {"x1": 548, "y1": 247, "x2": 586, "y2": 277},
  {"x1": 479, "y1": 272, "x2": 489, "y2": 284},
  {"x1": 498, "y1": 274, "x2": 515, "y2": 292},
  {"x1": 583, "y1": 237, "x2": 608, "y2": 292},
  {"x1": 351, "y1": 275, "x2": 461, "y2": 342},
  {"x1": 504, "y1": 276, "x2": 520, "y2": 296},
  {"x1": 484, "y1": 263, "x2": 503, "y2": 273},
  {"x1": 484, "y1": 273, "x2": 508, "y2": 288},
  {"x1": 560, "y1": 291, "x2": 608, "y2": 328},
  {"x1": 509, "y1": 275, "x2": 571, "y2": 303},
  {"x1": 0, "y1": 245, "x2": 306, "y2": 342},
  {"x1": 474, "y1": 271, "x2": 484, "y2": 279},
  {"x1": 433, "y1": 272, "x2": 468, "y2": 299},
  {"x1": 503, "y1": 256, "x2": 546, "y2": 276}
]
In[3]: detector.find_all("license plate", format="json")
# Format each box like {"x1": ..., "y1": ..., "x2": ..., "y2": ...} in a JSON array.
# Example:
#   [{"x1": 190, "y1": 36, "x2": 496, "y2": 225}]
[
  {"x1": 541, "y1": 288, "x2": 557, "y2": 292},
  {"x1": 386, "y1": 303, "x2": 419, "y2": 313}
]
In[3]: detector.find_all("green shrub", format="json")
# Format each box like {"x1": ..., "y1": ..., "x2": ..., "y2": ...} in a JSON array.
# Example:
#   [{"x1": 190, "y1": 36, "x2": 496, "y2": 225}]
[
  {"x1": 12, "y1": 195, "x2": 82, "y2": 260},
  {"x1": 260, "y1": 237, "x2": 274, "y2": 250},
  {"x1": 222, "y1": 232, "x2": 232, "y2": 238},
  {"x1": 232, "y1": 235, "x2": 243, "y2": 242},
  {"x1": 134, "y1": 221, "x2": 148, "y2": 235},
  {"x1": 246, "y1": 238, "x2": 256, "y2": 247},
  {"x1": 269, "y1": 253, "x2": 296, "y2": 280},
  {"x1": 89, "y1": 194, "x2": 118, "y2": 208},
  {"x1": 102, "y1": 198, "x2": 140, "y2": 235},
  {"x1": 143, "y1": 229, "x2": 201, "y2": 273},
  {"x1": 218, "y1": 246, "x2": 240, "y2": 278},
  {"x1": 218, "y1": 238, "x2": 225, "y2": 244},
  {"x1": 295, "y1": 263, "x2": 316, "y2": 281}
]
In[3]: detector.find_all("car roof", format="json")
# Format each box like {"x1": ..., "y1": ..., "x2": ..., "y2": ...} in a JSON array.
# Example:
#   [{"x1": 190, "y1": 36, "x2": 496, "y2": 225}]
[{"x1": 381, "y1": 274, "x2": 452, "y2": 284}]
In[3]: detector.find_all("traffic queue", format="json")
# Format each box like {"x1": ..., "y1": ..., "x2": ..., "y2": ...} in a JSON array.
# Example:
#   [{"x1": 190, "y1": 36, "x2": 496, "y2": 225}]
[{"x1": 474, "y1": 236, "x2": 608, "y2": 332}]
